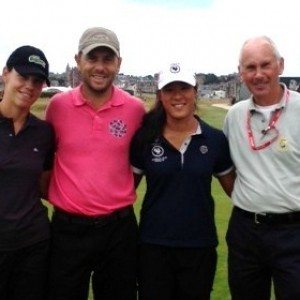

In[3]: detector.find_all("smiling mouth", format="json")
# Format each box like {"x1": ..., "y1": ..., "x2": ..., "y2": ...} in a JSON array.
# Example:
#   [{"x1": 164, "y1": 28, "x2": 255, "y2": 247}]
[
  {"x1": 93, "y1": 74, "x2": 106, "y2": 78},
  {"x1": 252, "y1": 82, "x2": 268, "y2": 90},
  {"x1": 173, "y1": 103, "x2": 185, "y2": 108},
  {"x1": 20, "y1": 91, "x2": 32, "y2": 99},
  {"x1": 253, "y1": 80, "x2": 267, "y2": 86}
]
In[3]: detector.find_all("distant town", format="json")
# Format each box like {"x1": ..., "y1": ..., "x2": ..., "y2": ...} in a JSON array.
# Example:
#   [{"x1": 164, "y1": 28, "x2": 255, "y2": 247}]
[{"x1": 1, "y1": 64, "x2": 299, "y2": 103}]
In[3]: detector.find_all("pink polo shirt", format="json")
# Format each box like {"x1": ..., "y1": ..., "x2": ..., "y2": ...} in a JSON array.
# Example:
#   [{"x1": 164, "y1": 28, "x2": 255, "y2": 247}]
[{"x1": 45, "y1": 85, "x2": 145, "y2": 216}]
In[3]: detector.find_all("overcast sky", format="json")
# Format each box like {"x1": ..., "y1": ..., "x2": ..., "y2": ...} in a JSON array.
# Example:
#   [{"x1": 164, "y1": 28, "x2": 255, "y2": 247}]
[{"x1": 1, "y1": 0, "x2": 299, "y2": 77}]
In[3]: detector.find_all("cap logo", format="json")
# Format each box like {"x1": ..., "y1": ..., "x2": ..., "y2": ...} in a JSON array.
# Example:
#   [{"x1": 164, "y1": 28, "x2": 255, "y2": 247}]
[
  {"x1": 92, "y1": 33, "x2": 110, "y2": 42},
  {"x1": 28, "y1": 55, "x2": 46, "y2": 68},
  {"x1": 170, "y1": 63, "x2": 180, "y2": 73}
]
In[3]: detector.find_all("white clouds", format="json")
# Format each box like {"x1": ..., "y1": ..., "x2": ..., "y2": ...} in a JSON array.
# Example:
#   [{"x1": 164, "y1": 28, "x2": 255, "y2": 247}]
[{"x1": 0, "y1": 0, "x2": 299, "y2": 76}]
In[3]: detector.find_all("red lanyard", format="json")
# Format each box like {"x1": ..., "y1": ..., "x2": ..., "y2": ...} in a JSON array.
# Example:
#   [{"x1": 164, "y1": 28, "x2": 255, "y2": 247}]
[{"x1": 247, "y1": 91, "x2": 289, "y2": 151}]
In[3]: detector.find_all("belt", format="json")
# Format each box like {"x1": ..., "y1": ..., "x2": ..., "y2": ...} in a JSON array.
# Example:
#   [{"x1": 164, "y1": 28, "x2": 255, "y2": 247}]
[
  {"x1": 54, "y1": 205, "x2": 133, "y2": 227},
  {"x1": 234, "y1": 206, "x2": 300, "y2": 225}
]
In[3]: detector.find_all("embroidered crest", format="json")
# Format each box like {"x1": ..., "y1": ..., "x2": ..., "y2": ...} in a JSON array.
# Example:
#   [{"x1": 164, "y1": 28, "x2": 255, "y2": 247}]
[
  {"x1": 109, "y1": 120, "x2": 127, "y2": 137},
  {"x1": 151, "y1": 145, "x2": 164, "y2": 157},
  {"x1": 170, "y1": 63, "x2": 180, "y2": 73},
  {"x1": 28, "y1": 55, "x2": 46, "y2": 68},
  {"x1": 151, "y1": 145, "x2": 167, "y2": 162},
  {"x1": 199, "y1": 145, "x2": 208, "y2": 154}
]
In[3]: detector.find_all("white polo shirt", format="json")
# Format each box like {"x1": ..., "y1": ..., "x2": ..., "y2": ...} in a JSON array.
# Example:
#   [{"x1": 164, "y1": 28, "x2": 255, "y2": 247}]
[{"x1": 224, "y1": 85, "x2": 300, "y2": 213}]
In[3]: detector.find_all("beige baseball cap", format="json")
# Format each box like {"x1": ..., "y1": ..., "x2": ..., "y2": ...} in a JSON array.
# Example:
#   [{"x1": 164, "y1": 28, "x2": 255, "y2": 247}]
[{"x1": 78, "y1": 27, "x2": 120, "y2": 57}]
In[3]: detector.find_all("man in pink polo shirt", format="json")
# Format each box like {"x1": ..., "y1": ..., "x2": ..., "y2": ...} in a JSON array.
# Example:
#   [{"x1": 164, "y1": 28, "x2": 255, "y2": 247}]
[{"x1": 45, "y1": 27, "x2": 145, "y2": 300}]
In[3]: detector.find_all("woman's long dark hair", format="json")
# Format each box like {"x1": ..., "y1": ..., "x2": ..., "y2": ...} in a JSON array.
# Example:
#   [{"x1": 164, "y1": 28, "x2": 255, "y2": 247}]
[{"x1": 132, "y1": 95, "x2": 166, "y2": 154}]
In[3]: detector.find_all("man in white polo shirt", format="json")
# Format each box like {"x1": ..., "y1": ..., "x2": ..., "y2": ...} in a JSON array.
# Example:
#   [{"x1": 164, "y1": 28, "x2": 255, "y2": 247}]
[{"x1": 224, "y1": 36, "x2": 300, "y2": 300}]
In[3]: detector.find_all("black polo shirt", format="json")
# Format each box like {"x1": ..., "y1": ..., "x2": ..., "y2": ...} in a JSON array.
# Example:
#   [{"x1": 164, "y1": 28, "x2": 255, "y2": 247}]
[
  {"x1": 0, "y1": 113, "x2": 54, "y2": 250},
  {"x1": 130, "y1": 118, "x2": 233, "y2": 248}
]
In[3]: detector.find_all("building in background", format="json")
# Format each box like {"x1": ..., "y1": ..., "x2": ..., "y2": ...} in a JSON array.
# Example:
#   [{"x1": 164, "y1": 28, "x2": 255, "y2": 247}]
[{"x1": 236, "y1": 77, "x2": 300, "y2": 102}]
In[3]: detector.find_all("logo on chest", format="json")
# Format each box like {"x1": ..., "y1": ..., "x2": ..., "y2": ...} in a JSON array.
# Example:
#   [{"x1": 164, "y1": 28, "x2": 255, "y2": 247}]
[
  {"x1": 199, "y1": 145, "x2": 208, "y2": 154},
  {"x1": 109, "y1": 119, "x2": 127, "y2": 137},
  {"x1": 151, "y1": 145, "x2": 167, "y2": 162}
]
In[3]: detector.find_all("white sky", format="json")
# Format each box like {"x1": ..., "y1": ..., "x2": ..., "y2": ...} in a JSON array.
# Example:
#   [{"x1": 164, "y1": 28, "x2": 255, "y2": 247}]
[{"x1": 1, "y1": 0, "x2": 299, "y2": 76}]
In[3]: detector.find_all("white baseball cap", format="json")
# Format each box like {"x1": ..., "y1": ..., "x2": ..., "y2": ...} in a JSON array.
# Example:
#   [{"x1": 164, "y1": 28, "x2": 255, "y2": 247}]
[{"x1": 158, "y1": 62, "x2": 196, "y2": 90}]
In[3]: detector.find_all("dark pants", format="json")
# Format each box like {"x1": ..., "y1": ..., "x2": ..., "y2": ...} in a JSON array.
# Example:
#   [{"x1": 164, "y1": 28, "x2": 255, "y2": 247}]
[
  {"x1": 0, "y1": 240, "x2": 49, "y2": 300},
  {"x1": 47, "y1": 206, "x2": 138, "y2": 300},
  {"x1": 227, "y1": 207, "x2": 300, "y2": 300},
  {"x1": 138, "y1": 243, "x2": 217, "y2": 300}
]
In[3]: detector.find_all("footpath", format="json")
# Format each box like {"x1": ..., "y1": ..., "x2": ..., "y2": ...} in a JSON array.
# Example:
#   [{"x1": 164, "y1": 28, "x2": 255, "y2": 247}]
[{"x1": 212, "y1": 103, "x2": 231, "y2": 110}]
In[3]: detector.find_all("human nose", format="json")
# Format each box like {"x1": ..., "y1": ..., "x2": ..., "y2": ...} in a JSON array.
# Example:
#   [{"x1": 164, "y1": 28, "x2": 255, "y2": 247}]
[
  {"x1": 26, "y1": 77, "x2": 43, "y2": 89},
  {"x1": 94, "y1": 60, "x2": 106, "y2": 71},
  {"x1": 254, "y1": 66, "x2": 264, "y2": 78},
  {"x1": 172, "y1": 89, "x2": 184, "y2": 98},
  {"x1": 24, "y1": 78, "x2": 36, "y2": 89}
]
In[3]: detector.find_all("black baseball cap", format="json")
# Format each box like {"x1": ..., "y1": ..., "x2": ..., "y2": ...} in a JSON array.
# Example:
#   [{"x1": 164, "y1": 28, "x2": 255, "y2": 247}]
[{"x1": 6, "y1": 45, "x2": 50, "y2": 86}]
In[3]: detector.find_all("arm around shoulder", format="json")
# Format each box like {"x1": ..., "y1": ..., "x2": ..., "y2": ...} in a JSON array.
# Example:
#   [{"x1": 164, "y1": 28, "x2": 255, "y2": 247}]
[
  {"x1": 39, "y1": 170, "x2": 52, "y2": 200},
  {"x1": 218, "y1": 168, "x2": 236, "y2": 197},
  {"x1": 133, "y1": 173, "x2": 143, "y2": 189}
]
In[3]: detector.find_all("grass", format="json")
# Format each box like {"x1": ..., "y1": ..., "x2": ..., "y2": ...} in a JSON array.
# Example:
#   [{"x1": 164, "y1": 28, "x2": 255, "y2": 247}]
[
  {"x1": 197, "y1": 102, "x2": 232, "y2": 299},
  {"x1": 32, "y1": 96, "x2": 233, "y2": 299}
]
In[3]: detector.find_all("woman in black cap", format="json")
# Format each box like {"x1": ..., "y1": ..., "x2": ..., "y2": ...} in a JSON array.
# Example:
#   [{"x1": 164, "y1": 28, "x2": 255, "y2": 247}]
[
  {"x1": 130, "y1": 62, "x2": 235, "y2": 300},
  {"x1": 0, "y1": 45, "x2": 54, "y2": 300}
]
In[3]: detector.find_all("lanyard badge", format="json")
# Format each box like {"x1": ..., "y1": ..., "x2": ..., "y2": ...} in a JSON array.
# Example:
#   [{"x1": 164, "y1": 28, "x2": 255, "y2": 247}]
[{"x1": 247, "y1": 91, "x2": 289, "y2": 151}]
